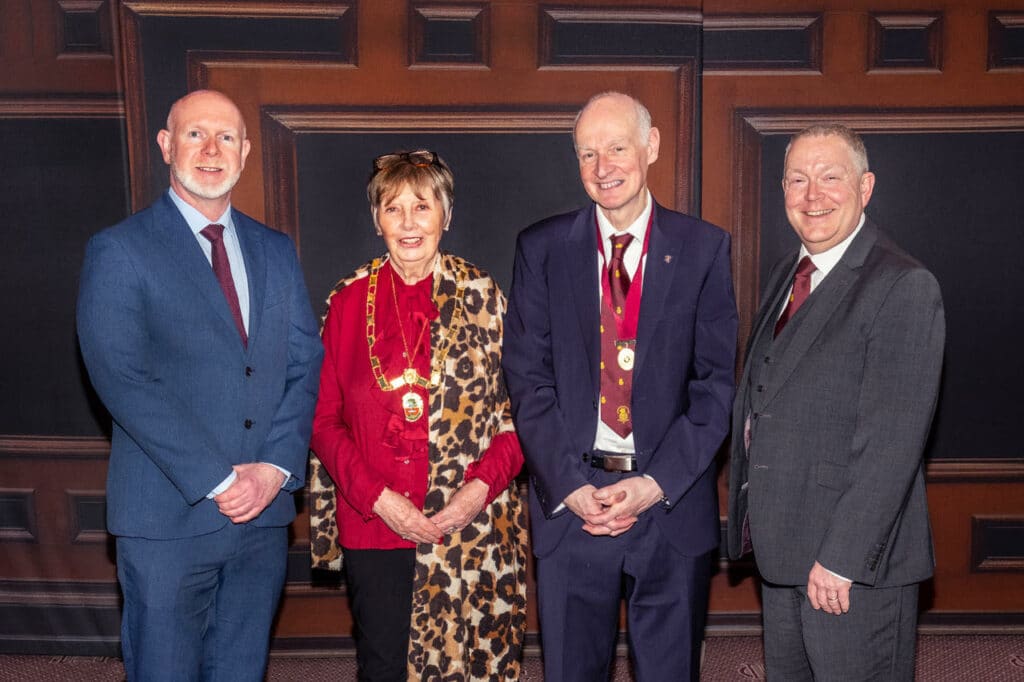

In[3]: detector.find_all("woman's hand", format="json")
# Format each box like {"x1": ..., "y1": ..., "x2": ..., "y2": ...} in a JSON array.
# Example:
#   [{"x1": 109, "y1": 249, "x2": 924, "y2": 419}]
[
  {"x1": 430, "y1": 479, "x2": 489, "y2": 536},
  {"x1": 372, "y1": 488, "x2": 441, "y2": 544}
]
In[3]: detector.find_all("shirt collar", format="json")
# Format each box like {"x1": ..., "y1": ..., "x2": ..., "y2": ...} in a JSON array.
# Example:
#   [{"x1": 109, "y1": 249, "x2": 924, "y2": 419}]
[
  {"x1": 800, "y1": 213, "x2": 866, "y2": 278},
  {"x1": 596, "y1": 189, "x2": 652, "y2": 247},
  {"x1": 167, "y1": 188, "x2": 233, "y2": 236}
]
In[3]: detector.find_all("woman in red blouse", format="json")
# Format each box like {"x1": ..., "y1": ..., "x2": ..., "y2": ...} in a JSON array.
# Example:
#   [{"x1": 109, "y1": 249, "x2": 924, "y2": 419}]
[{"x1": 309, "y1": 151, "x2": 527, "y2": 681}]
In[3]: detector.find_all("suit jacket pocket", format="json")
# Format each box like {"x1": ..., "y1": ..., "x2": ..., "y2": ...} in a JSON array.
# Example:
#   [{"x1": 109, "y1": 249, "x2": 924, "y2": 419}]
[{"x1": 816, "y1": 461, "x2": 848, "y2": 491}]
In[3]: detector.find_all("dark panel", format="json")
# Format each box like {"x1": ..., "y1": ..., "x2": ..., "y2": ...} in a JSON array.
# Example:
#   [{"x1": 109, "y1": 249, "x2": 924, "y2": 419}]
[
  {"x1": 67, "y1": 492, "x2": 107, "y2": 544},
  {"x1": 124, "y1": 6, "x2": 355, "y2": 207},
  {"x1": 0, "y1": 593, "x2": 120, "y2": 655},
  {"x1": 411, "y1": 4, "x2": 488, "y2": 65},
  {"x1": 759, "y1": 131, "x2": 1024, "y2": 459},
  {"x1": 703, "y1": 16, "x2": 822, "y2": 71},
  {"x1": 296, "y1": 132, "x2": 589, "y2": 301},
  {"x1": 0, "y1": 116, "x2": 128, "y2": 436},
  {"x1": 989, "y1": 13, "x2": 1024, "y2": 70},
  {"x1": 540, "y1": 9, "x2": 701, "y2": 64},
  {"x1": 972, "y1": 516, "x2": 1024, "y2": 572},
  {"x1": 0, "y1": 490, "x2": 36, "y2": 542},
  {"x1": 56, "y1": 0, "x2": 112, "y2": 55},
  {"x1": 869, "y1": 14, "x2": 941, "y2": 71}
]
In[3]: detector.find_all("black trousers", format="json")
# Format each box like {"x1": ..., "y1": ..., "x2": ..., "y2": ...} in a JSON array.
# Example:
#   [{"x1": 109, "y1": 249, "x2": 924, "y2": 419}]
[{"x1": 343, "y1": 547, "x2": 416, "y2": 682}]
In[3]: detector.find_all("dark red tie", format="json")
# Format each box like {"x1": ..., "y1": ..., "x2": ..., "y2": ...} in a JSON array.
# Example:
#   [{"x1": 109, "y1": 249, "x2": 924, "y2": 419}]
[
  {"x1": 774, "y1": 255, "x2": 816, "y2": 337},
  {"x1": 200, "y1": 224, "x2": 247, "y2": 347},
  {"x1": 608, "y1": 233, "x2": 634, "y2": 317}
]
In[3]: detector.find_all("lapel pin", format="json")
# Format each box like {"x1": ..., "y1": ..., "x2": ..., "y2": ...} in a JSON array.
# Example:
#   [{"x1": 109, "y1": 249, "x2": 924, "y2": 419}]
[{"x1": 664, "y1": 255, "x2": 672, "y2": 264}]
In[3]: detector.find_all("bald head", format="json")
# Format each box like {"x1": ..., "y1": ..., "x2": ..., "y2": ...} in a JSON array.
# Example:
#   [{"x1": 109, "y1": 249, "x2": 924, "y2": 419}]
[{"x1": 166, "y1": 90, "x2": 247, "y2": 140}]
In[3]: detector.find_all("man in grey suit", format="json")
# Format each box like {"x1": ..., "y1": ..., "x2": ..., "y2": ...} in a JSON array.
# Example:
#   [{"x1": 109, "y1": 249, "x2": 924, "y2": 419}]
[{"x1": 727, "y1": 123, "x2": 944, "y2": 680}]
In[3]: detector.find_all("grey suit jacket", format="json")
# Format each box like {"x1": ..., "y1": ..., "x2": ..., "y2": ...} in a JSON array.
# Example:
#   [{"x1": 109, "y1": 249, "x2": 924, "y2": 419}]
[{"x1": 727, "y1": 219, "x2": 944, "y2": 587}]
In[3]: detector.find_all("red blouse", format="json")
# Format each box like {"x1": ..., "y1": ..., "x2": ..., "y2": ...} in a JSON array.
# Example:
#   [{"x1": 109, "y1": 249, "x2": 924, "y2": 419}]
[{"x1": 311, "y1": 260, "x2": 522, "y2": 550}]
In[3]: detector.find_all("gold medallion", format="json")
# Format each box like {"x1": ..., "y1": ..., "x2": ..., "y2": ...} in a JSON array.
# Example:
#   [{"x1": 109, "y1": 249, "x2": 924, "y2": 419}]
[
  {"x1": 617, "y1": 347, "x2": 635, "y2": 371},
  {"x1": 403, "y1": 367, "x2": 419, "y2": 386},
  {"x1": 402, "y1": 391, "x2": 424, "y2": 421}
]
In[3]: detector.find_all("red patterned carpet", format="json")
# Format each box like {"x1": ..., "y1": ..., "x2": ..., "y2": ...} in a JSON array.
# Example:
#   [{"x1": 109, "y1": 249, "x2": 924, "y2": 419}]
[{"x1": 1, "y1": 635, "x2": 1023, "y2": 680}]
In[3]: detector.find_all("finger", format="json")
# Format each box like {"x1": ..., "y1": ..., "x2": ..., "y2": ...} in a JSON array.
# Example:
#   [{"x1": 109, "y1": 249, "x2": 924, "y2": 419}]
[
  {"x1": 839, "y1": 591, "x2": 851, "y2": 614},
  {"x1": 581, "y1": 522, "x2": 613, "y2": 536}
]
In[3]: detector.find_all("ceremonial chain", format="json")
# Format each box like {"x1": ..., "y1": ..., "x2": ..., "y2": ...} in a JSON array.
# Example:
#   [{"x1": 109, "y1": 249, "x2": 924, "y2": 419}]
[{"x1": 365, "y1": 256, "x2": 465, "y2": 395}]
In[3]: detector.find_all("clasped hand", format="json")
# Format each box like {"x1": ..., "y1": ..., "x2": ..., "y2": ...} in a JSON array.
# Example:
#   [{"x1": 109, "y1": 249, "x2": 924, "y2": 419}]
[
  {"x1": 564, "y1": 478, "x2": 664, "y2": 537},
  {"x1": 372, "y1": 479, "x2": 489, "y2": 544},
  {"x1": 214, "y1": 463, "x2": 285, "y2": 524}
]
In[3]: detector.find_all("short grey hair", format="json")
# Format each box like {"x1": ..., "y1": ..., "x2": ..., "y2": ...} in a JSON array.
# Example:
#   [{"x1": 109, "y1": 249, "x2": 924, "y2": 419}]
[
  {"x1": 784, "y1": 123, "x2": 870, "y2": 176},
  {"x1": 573, "y1": 92, "x2": 652, "y2": 149}
]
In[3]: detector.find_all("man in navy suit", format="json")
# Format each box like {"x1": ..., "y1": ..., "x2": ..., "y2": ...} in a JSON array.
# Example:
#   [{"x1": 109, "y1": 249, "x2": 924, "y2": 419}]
[
  {"x1": 503, "y1": 92, "x2": 737, "y2": 681},
  {"x1": 77, "y1": 90, "x2": 323, "y2": 681}
]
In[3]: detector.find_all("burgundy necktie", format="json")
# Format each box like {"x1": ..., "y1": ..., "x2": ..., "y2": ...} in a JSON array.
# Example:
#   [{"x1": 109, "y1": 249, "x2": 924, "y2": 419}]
[
  {"x1": 608, "y1": 233, "x2": 634, "y2": 317},
  {"x1": 200, "y1": 224, "x2": 247, "y2": 347},
  {"x1": 774, "y1": 255, "x2": 816, "y2": 337}
]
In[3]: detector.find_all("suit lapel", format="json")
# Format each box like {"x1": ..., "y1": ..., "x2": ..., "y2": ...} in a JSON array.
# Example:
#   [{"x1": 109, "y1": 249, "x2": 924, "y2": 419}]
[
  {"x1": 565, "y1": 206, "x2": 600, "y2": 395},
  {"x1": 759, "y1": 221, "x2": 879, "y2": 407},
  {"x1": 153, "y1": 195, "x2": 241, "y2": 339},
  {"x1": 633, "y1": 204, "x2": 681, "y2": 378},
  {"x1": 235, "y1": 210, "x2": 265, "y2": 353}
]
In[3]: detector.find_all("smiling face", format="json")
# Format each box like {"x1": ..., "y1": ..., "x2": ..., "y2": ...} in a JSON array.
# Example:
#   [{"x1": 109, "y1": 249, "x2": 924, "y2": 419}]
[
  {"x1": 375, "y1": 183, "x2": 446, "y2": 283},
  {"x1": 157, "y1": 90, "x2": 250, "y2": 221},
  {"x1": 782, "y1": 133, "x2": 875, "y2": 254},
  {"x1": 574, "y1": 93, "x2": 660, "y2": 231}
]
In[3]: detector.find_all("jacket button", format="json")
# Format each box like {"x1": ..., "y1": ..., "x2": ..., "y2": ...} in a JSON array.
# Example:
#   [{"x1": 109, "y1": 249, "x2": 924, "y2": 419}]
[
  {"x1": 763, "y1": 356, "x2": 771, "y2": 364},
  {"x1": 581, "y1": 453, "x2": 589, "y2": 462},
  {"x1": 244, "y1": 419, "x2": 253, "y2": 429},
  {"x1": 756, "y1": 384, "x2": 764, "y2": 392},
  {"x1": 245, "y1": 366, "x2": 253, "y2": 377}
]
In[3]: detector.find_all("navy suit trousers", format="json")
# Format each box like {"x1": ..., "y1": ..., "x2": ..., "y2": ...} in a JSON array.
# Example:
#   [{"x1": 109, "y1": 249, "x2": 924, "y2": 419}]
[
  {"x1": 116, "y1": 523, "x2": 288, "y2": 682},
  {"x1": 536, "y1": 472, "x2": 712, "y2": 682}
]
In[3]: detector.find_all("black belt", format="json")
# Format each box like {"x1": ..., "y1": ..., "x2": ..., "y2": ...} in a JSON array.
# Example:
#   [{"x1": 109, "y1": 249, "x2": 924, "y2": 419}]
[{"x1": 586, "y1": 450, "x2": 637, "y2": 472}]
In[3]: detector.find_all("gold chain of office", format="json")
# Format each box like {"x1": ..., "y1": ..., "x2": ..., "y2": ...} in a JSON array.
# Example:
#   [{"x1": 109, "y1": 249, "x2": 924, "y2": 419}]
[{"x1": 365, "y1": 256, "x2": 465, "y2": 393}]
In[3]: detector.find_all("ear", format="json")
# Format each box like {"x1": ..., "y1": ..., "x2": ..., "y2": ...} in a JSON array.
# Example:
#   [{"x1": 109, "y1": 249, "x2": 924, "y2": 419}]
[
  {"x1": 859, "y1": 171, "x2": 876, "y2": 208},
  {"x1": 646, "y1": 126, "x2": 661, "y2": 165},
  {"x1": 371, "y1": 208, "x2": 383, "y2": 236},
  {"x1": 157, "y1": 129, "x2": 173, "y2": 164},
  {"x1": 443, "y1": 208, "x2": 453, "y2": 232},
  {"x1": 239, "y1": 138, "x2": 251, "y2": 170}
]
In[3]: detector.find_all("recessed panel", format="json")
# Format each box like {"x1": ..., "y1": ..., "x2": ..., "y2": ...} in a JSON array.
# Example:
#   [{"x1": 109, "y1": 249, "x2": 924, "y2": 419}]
[
  {"x1": 759, "y1": 130, "x2": 1024, "y2": 460},
  {"x1": 296, "y1": 131, "x2": 589, "y2": 301}
]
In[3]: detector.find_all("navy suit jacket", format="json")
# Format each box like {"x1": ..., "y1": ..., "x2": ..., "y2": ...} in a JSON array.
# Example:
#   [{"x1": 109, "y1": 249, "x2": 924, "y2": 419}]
[
  {"x1": 77, "y1": 192, "x2": 323, "y2": 539},
  {"x1": 503, "y1": 201, "x2": 737, "y2": 558}
]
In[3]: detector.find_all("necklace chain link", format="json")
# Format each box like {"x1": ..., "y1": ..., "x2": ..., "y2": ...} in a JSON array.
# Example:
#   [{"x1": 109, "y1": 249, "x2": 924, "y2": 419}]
[{"x1": 365, "y1": 256, "x2": 466, "y2": 393}]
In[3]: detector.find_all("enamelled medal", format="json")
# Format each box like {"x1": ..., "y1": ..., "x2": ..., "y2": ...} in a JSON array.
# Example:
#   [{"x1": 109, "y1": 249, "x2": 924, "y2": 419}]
[{"x1": 365, "y1": 257, "x2": 465, "y2": 421}]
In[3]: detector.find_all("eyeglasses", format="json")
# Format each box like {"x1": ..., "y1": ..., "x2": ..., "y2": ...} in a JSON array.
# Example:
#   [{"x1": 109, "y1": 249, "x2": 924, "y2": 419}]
[{"x1": 372, "y1": 150, "x2": 440, "y2": 173}]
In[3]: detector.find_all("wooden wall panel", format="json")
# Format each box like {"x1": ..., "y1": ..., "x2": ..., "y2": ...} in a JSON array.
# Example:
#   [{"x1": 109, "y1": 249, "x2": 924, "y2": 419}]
[{"x1": 2, "y1": 0, "x2": 1023, "y2": 658}]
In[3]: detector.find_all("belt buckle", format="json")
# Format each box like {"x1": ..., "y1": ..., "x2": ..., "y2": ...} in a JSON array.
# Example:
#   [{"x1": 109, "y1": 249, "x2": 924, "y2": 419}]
[{"x1": 601, "y1": 454, "x2": 633, "y2": 472}]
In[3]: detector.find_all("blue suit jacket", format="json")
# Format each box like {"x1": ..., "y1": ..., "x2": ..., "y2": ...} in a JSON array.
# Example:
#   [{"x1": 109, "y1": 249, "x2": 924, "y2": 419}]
[
  {"x1": 503, "y1": 202, "x2": 738, "y2": 558},
  {"x1": 77, "y1": 193, "x2": 323, "y2": 539}
]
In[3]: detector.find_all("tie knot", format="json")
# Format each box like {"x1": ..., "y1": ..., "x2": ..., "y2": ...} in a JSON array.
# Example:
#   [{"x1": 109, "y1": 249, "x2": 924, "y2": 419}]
[
  {"x1": 201, "y1": 223, "x2": 225, "y2": 243},
  {"x1": 610, "y1": 233, "x2": 633, "y2": 255},
  {"x1": 795, "y1": 255, "x2": 816, "y2": 279}
]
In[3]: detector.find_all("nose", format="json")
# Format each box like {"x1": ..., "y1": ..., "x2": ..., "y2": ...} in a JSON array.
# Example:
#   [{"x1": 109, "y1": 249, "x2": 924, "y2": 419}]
[
  {"x1": 805, "y1": 178, "x2": 822, "y2": 200},
  {"x1": 594, "y1": 153, "x2": 611, "y2": 178},
  {"x1": 202, "y1": 137, "x2": 219, "y2": 156}
]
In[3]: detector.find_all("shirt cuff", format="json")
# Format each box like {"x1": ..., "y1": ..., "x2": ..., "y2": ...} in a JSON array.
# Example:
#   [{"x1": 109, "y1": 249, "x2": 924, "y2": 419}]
[
  {"x1": 207, "y1": 471, "x2": 237, "y2": 499},
  {"x1": 824, "y1": 567, "x2": 853, "y2": 583}
]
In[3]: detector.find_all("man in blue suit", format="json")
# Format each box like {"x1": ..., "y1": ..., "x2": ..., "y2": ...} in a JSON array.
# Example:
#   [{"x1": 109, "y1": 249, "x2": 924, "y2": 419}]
[
  {"x1": 77, "y1": 90, "x2": 323, "y2": 681},
  {"x1": 503, "y1": 92, "x2": 737, "y2": 681}
]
